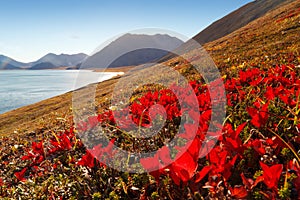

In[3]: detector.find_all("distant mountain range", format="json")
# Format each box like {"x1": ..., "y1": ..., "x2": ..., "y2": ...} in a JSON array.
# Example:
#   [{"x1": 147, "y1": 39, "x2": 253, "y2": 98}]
[
  {"x1": 0, "y1": 34, "x2": 183, "y2": 70},
  {"x1": 0, "y1": 53, "x2": 88, "y2": 70},
  {"x1": 29, "y1": 53, "x2": 87, "y2": 69},
  {"x1": 2, "y1": 0, "x2": 292, "y2": 70}
]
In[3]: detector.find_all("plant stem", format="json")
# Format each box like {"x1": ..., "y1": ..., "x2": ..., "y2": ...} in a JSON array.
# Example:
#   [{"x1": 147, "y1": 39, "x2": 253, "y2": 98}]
[{"x1": 267, "y1": 128, "x2": 300, "y2": 162}]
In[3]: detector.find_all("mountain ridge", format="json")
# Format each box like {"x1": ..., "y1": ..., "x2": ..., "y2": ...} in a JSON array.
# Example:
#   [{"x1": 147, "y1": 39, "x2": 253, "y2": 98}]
[
  {"x1": 0, "y1": 55, "x2": 25, "y2": 69},
  {"x1": 0, "y1": 53, "x2": 88, "y2": 70},
  {"x1": 1, "y1": 34, "x2": 183, "y2": 70},
  {"x1": 29, "y1": 53, "x2": 87, "y2": 69},
  {"x1": 81, "y1": 33, "x2": 183, "y2": 69}
]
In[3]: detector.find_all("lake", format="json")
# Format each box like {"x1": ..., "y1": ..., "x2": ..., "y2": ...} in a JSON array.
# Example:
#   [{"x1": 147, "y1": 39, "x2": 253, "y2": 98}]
[{"x1": 0, "y1": 70, "x2": 121, "y2": 114}]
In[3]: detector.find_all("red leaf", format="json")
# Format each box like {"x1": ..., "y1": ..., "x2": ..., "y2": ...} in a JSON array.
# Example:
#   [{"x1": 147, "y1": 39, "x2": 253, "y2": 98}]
[
  {"x1": 241, "y1": 173, "x2": 253, "y2": 189},
  {"x1": 260, "y1": 161, "x2": 283, "y2": 191},
  {"x1": 158, "y1": 146, "x2": 173, "y2": 165},
  {"x1": 188, "y1": 109, "x2": 200, "y2": 122},
  {"x1": 77, "y1": 151, "x2": 95, "y2": 168},
  {"x1": 253, "y1": 175, "x2": 264, "y2": 189},
  {"x1": 140, "y1": 153, "x2": 160, "y2": 172},
  {"x1": 251, "y1": 139, "x2": 266, "y2": 155},
  {"x1": 21, "y1": 151, "x2": 35, "y2": 161},
  {"x1": 229, "y1": 185, "x2": 248, "y2": 199},
  {"x1": 223, "y1": 155, "x2": 237, "y2": 180},
  {"x1": 140, "y1": 153, "x2": 162, "y2": 180},
  {"x1": 225, "y1": 137, "x2": 240, "y2": 150},
  {"x1": 198, "y1": 139, "x2": 215, "y2": 158},
  {"x1": 170, "y1": 151, "x2": 198, "y2": 184},
  {"x1": 32, "y1": 141, "x2": 44, "y2": 155},
  {"x1": 241, "y1": 172, "x2": 263, "y2": 190},
  {"x1": 194, "y1": 166, "x2": 212, "y2": 183},
  {"x1": 224, "y1": 123, "x2": 247, "y2": 153},
  {"x1": 234, "y1": 122, "x2": 248, "y2": 139},
  {"x1": 247, "y1": 102, "x2": 269, "y2": 128},
  {"x1": 60, "y1": 134, "x2": 72, "y2": 150},
  {"x1": 187, "y1": 138, "x2": 201, "y2": 161},
  {"x1": 265, "y1": 86, "x2": 275, "y2": 100},
  {"x1": 208, "y1": 147, "x2": 228, "y2": 166},
  {"x1": 15, "y1": 167, "x2": 27, "y2": 182}
]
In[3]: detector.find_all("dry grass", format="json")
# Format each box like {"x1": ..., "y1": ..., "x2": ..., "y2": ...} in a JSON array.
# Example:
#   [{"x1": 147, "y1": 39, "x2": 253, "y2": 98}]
[{"x1": 203, "y1": 0, "x2": 300, "y2": 69}]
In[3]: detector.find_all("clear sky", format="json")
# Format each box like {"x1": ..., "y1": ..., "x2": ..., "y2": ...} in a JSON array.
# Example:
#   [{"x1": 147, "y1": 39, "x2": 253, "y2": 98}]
[{"x1": 0, "y1": 0, "x2": 253, "y2": 62}]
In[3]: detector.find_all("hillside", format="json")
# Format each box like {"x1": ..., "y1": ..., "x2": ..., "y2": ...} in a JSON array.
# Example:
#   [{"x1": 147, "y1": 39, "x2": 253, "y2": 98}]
[
  {"x1": 159, "y1": 0, "x2": 295, "y2": 63},
  {"x1": 0, "y1": 63, "x2": 21, "y2": 70},
  {"x1": 0, "y1": 55, "x2": 26, "y2": 69},
  {"x1": 29, "y1": 62, "x2": 57, "y2": 70},
  {"x1": 0, "y1": 1, "x2": 299, "y2": 199},
  {"x1": 193, "y1": 0, "x2": 294, "y2": 44},
  {"x1": 203, "y1": 0, "x2": 300, "y2": 69}
]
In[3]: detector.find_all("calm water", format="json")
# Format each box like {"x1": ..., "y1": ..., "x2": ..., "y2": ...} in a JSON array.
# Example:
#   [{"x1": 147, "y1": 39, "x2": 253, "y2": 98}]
[{"x1": 0, "y1": 70, "x2": 120, "y2": 114}]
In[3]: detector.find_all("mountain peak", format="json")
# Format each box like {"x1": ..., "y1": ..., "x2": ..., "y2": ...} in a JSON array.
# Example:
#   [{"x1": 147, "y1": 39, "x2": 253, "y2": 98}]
[
  {"x1": 81, "y1": 33, "x2": 183, "y2": 69},
  {"x1": 29, "y1": 53, "x2": 88, "y2": 69}
]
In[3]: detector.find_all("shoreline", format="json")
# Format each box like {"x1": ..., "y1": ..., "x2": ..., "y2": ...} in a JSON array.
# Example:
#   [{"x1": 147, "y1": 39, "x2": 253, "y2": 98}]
[
  {"x1": 0, "y1": 65, "x2": 134, "y2": 72},
  {"x1": 0, "y1": 69, "x2": 127, "y2": 136},
  {"x1": 0, "y1": 68, "x2": 129, "y2": 115}
]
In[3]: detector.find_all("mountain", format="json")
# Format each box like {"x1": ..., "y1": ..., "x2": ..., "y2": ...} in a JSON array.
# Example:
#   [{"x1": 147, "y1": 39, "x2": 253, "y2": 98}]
[
  {"x1": 81, "y1": 33, "x2": 183, "y2": 69},
  {"x1": 0, "y1": 63, "x2": 21, "y2": 70},
  {"x1": 193, "y1": 0, "x2": 294, "y2": 44},
  {"x1": 0, "y1": 53, "x2": 87, "y2": 70},
  {"x1": 0, "y1": 55, "x2": 26, "y2": 69},
  {"x1": 29, "y1": 62, "x2": 57, "y2": 70},
  {"x1": 30, "y1": 53, "x2": 87, "y2": 68}
]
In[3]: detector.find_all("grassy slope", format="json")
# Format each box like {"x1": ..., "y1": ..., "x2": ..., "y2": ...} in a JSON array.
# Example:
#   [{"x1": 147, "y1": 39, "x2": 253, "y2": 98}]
[
  {"x1": 204, "y1": 0, "x2": 300, "y2": 69},
  {"x1": 0, "y1": 0, "x2": 299, "y2": 138},
  {"x1": 193, "y1": 0, "x2": 294, "y2": 44}
]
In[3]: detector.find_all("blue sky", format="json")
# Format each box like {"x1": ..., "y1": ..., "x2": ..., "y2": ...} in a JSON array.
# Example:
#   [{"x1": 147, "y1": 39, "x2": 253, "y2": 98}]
[{"x1": 0, "y1": 0, "x2": 252, "y2": 62}]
